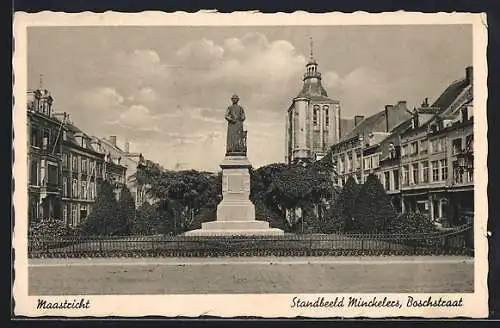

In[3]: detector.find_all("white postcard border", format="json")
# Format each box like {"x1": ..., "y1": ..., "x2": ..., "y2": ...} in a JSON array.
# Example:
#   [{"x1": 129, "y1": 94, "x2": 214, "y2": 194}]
[{"x1": 12, "y1": 11, "x2": 489, "y2": 318}]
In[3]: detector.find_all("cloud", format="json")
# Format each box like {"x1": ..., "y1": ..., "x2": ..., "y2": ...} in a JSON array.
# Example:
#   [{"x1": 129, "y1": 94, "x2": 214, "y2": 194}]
[
  {"x1": 111, "y1": 105, "x2": 161, "y2": 132},
  {"x1": 56, "y1": 33, "x2": 310, "y2": 170},
  {"x1": 128, "y1": 87, "x2": 157, "y2": 104},
  {"x1": 323, "y1": 67, "x2": 395, "y2": 117}
]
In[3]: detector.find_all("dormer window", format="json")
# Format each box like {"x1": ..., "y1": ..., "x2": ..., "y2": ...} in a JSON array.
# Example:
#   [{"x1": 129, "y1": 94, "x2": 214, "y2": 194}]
[{"x1": 388, "y1": 142, "x2": 396, "y2": 159}]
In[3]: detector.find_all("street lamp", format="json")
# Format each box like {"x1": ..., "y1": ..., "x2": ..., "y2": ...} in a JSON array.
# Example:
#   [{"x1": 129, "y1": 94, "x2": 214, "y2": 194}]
[{"x1": 359, "y1": 134, "x2": 364, "y2": 184}]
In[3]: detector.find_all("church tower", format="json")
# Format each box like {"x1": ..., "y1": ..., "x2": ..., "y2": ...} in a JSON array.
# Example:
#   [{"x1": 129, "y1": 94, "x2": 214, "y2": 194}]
[{"x1": 285, "y1": 38, "x2": 341, "y2": 164}]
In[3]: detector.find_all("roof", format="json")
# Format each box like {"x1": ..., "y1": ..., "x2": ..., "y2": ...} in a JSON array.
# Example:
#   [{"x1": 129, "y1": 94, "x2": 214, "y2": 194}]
[
  {"x1": 340, "y1": 110, "x2": 387, "y2": 142},
  {"x1": 431, "y1": 78, "x2": 469, "y2": 110},
  {"x1": 52, "y1": 116, "x2": 102, "y2": 154},
  {"x1": 296, "y1": 79, "x2": 329, "y2": 98}
]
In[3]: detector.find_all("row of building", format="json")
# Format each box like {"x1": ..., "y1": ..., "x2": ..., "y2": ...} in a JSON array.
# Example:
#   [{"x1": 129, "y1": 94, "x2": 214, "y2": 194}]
[
  {"x1": 326, "y1": 67, "x2": 474, "y2": 226},
  {"x1": 27, "y1": 88, "x2": 149, "y2": 228},
  {"x1": 284, "y1": 47, "x2": 473, "y2": 227}
]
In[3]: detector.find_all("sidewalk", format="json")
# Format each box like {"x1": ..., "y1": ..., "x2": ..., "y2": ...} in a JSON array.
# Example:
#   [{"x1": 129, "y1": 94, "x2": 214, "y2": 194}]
[
  {"x1": 29, "y1": 255, "x2": 474, "y2": 295},
  {"x1": 29, "y1": 255, "x2": 474, "y2": 267}
]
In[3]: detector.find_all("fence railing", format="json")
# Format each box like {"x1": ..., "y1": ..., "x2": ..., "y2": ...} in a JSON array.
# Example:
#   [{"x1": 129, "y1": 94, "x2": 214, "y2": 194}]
[{"x1": 28, "y1": 224, "x2": 473, "y2": 258}]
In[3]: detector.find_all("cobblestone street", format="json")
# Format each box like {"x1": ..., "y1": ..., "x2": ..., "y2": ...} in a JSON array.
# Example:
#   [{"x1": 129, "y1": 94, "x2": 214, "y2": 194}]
[{"x1": 28, "y1": 256, "x2": 474, "y2": 295}]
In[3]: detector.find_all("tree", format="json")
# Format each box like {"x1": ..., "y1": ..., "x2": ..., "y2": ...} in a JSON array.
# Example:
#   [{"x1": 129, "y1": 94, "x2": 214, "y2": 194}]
[
  {"x1": 322, "y1": 175, "x2": 360, "y2": 233},
  {"x1": 147, "y1": 170, "x2": 221, "y2": 234},
  {"x1": 352, "y1": 173, "x2": 396, "y2": 233},
  {"x1": 79, "y1": 180, "x2": 119, "y2": 236},
  {"x1": 250, "y1": 162, "x2": 336, "y2": 233},
  {"x1": 130, "y1": 202, "x2": 160, "y2": 235},
  {"x1": 117, "y1": 185, "x2": 135, "y2": 235}
]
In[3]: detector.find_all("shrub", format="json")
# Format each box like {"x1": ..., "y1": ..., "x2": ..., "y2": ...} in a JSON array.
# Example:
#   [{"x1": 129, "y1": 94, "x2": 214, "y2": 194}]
[
  {"x1": 79, "y1": 181, "x2": 119, "y2": 236},
  {"x1": 352, "y1": 174, "x2": 396, "y2": 233},
  {"x1": 29, "y1": 219, "x2": 72, "y2": 240},
  {"x1": 321, "y1": 176, "x2": 361, "y2": 233},
  {"x1": 117, "y1": 186, "x2": 135, "y2": 235},
  {"x1": 386, "y1": 212, "x2": 439, "y2": 234}
]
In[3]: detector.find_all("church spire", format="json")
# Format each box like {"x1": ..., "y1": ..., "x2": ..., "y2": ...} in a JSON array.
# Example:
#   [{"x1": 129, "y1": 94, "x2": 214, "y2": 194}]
[
  {"x1": 309, "y1": 36, "x2": 314, "y2": 60},
  {"x1": 39, "y1": 74, "x2": 44, "y2": 90}
]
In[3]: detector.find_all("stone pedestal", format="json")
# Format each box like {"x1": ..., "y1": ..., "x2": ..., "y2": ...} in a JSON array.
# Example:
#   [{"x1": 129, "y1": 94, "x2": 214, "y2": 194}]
[{"x1": 185, "y1": 156, "x2": 284, "y2": 236}]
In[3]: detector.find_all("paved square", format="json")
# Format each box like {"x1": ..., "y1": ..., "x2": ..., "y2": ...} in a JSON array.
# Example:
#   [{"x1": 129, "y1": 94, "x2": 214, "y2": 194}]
[{"x1": 28, "y1": 256, "x2": 474, "y2": 295}]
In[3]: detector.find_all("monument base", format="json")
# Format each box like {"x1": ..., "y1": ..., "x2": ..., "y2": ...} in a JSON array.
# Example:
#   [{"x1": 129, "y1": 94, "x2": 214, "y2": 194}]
[
  {"x1": 184, "y1": 220, "x2": 284, "y2": 236},
  {"x1": 184, "y1": 155, "x2": 284, "y2": 237}
]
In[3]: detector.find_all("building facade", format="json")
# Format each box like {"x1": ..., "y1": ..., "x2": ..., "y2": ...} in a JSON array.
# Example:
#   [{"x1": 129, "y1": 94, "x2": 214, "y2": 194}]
[
  {"x1": 28, "y1": 88, "x2": 127, "y2": 228},
  {"x1": 27, "y1": 89, "x2": 62, "y2": 222},
  {"x1": 285, "y1": 46, "x2": 341, "y2": 164},
  {"x1": 98, "y1": 136, "x2": 147, "y2": 207},
  {"x1": 329, "y1": 101, "x2": 412, "y2": 187},
  {"x1": 325, "y1": 66, "x2": 474, "y2": 227},
  {"x1": 399, "y1": 67, "x2": 473, "y2": 225}
]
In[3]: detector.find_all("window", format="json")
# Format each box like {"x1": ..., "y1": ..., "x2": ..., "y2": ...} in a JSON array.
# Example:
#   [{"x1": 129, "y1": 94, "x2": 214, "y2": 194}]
[
  {"x1": 467, "y1": 167, "x2": 473, "y2": 183},
  {"x1": 72, "y1": 155, "x2": 79, "y2": 171},
  {"x1": 365, "y1": 157, "x2": 371, "y2": 169},
  {"x1": 419, "y1": 139, "x2": 428, "y2": 154},
  {"x1": 62, "y1": 153, "x2": 68, "y2": 168},
  {"x1": 372, "y1": 154, "x2": 380, "y2": 168},
  {"x1": 347, "y1": 152, "x2": 353, "y2": 172},
  {"x1": 388, "y1": 143, "x2": 396, "y2": 159},
  {"x1": 355, "y1": 153, "x2": 360, "y2": 169},
  {"x1": 63, "y1": 205, "x2": 68, "y2": 224},
  {"x1": 440, "y1": 159, "x2": 448, "y2": 181},
  {"x1": 412, "y1": 163, "x2": 419, "y2": 185},
  {"x1": 313, "y1": 105, "x2": 319, "y2": 126},
  {"x1": 42, "y1": 129, "x2": 50, "y2": 151},
  {"x1": 81, "y1": 181, "x2": 87, "y2": 200},
  {"x1": 72, "y1": 178, "x2": 78, "y2": 198},
  {"x1": 452, "y1": 138, "x2": 462, "y2": 155},
  {"x1": 324, "y1": 106, "x2": 330, "y2": 126},
  {"x1": 430, "y1": 139, "x2": 439, "y2": 153},
  {"x1": 89, "y1": 182, "x2": 95, "y2": 200},
  {"x1": 421, "y1": 161, "x2": 429, "y2": 183},
  {"x1": 71, "y1": 204, "x2": 78, "y2": 227},
  {"x1": 401, "y1": 144, "x2": 408, "y2": 157},
  {"x1": 431, "y1": 161, "x2": 439, "y2": 182},
  {"x1": 410, "y1": 142, "x2": 418, "y2": 156},
  {"x1": 339, "y1": 155, "x2": 345, "y2": 174},
  {"x1": 453, "y1": 161, "x2": 463, "y2": 184},
  {"x1": 439, "y1": 138, "x2": 447, "y2": 153},
  {"x1": 465, "y1": 134, "x2": 473, "y2": 152},
  {"x1": 384, "y1": 171, "x2": 390, "y2": 190},
  {"x1": 30, "y1": 160, "x2": 39, "y2": 186},
  {"x1": 47, "y1": 163, "x2": 58, "y2": 185},
  {"x1": 62, "y1": 177, "x2": 68, "y2": 197},
  {"x1": 402, "y1": 165, "x2": 410, "y2": 186},
  {"x1": 30, "y1": 126, "x2": 41, "y2": 148},
  {"x1": 393, "y1": 169, "x2": 400, "y2": 190},
  {"x1": 81, "y1": 158, "x2": 88, "y2": 174}
]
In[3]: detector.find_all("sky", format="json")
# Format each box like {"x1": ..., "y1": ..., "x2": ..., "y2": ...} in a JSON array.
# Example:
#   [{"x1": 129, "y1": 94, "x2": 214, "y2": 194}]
[{"x1": 27, "y1": 25, "x2": 472, "y2": 171}]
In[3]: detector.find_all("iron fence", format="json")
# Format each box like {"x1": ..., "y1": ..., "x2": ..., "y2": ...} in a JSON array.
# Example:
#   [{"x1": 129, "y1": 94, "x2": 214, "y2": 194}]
[{"x1": 28, "y1": 224, "x2": 473, "y2": 258}]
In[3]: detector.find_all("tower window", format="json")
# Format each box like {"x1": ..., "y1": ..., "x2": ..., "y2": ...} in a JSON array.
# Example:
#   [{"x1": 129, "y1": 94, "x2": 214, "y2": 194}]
[
  {"x1": 313, "y1": 105, "x2": 319, "y2": 126},
  {"x1": 323, "y1": 105, "x2": 329, "y2": 126}
]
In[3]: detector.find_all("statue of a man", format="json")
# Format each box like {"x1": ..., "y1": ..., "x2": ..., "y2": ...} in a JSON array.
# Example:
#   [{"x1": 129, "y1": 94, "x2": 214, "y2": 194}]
[{"x1": 225, "y1": 94, "x2": 247, "y2": 156}]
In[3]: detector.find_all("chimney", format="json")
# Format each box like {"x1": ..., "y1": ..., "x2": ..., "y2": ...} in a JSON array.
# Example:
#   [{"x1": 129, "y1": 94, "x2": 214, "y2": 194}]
[
  {"x1": 354, "y1": 115, "x2": 364, "y2": 127},
  {"x1": 109, "y1": 136, "x2": 117, "y2": 147},
  {"x1": 384, "y1": 105, "x2": 394, "y2": 132},
  {"x1": 465, "y1": 66, "x2": 473, "y2": 85},
  {"x1": 124, "y1": 141, "x2": 130, "y2": 153}
]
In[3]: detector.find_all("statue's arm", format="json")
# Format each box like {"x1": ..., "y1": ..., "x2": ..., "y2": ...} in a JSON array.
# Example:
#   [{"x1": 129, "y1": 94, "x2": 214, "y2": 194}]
[
  {"x1": 225, "y1": 107, "x2": 233, "y2": 122},
  {"x1": 240, "y1": 107, "x2": 246, "y2": 121}
]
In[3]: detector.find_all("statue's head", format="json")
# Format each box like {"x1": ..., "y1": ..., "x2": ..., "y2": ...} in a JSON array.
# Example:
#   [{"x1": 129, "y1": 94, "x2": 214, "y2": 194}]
[{"x1": 231, "y1": 94, "x2": 240, "y2": 104}]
